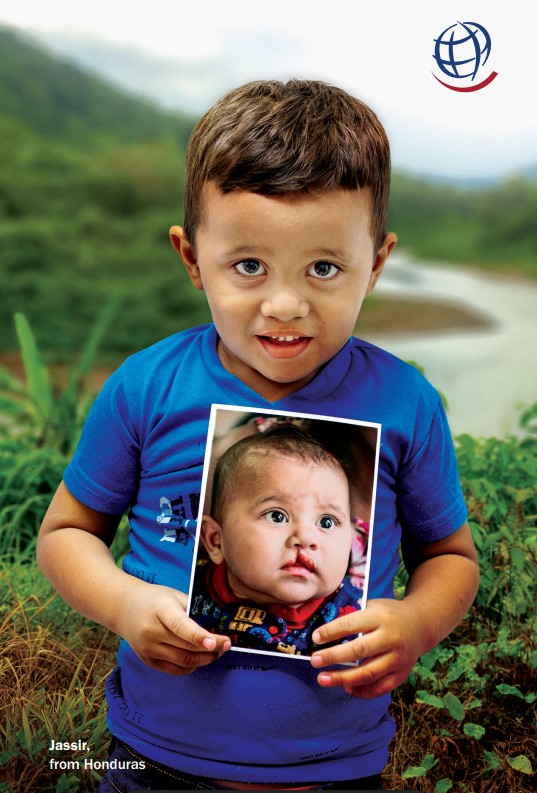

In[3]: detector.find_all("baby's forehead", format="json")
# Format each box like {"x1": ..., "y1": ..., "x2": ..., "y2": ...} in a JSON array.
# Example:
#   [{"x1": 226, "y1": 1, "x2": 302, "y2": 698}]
[{"x1": 239, "y1": 448, "x2": 349, "y2": 488}]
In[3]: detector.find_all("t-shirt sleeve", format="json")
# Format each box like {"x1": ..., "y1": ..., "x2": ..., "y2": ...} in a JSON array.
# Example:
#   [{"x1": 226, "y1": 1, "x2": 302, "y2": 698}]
[
  {"x1": 63, "y1": 367, "x2": 141, "y2": 514},
  {"x1": 396, "y1": 396, "x2": 468, "y2": 543}
]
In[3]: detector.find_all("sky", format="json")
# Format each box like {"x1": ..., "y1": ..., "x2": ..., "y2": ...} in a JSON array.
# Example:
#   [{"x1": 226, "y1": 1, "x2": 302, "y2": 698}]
[{"x1": 1, "y1": 0, "x2": 537, "y2": 179}]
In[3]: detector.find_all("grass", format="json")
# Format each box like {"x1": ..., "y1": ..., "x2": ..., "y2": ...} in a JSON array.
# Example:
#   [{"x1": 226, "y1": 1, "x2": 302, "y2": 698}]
[
  {"x1": 0, "y1": 559, "x2": 115, "y2": 793},
  {"x1": 385, "y1": 619, "x2": 536, "y2": 791}
]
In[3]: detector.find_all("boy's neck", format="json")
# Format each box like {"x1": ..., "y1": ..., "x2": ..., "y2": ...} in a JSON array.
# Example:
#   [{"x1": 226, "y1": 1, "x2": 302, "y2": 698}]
[{"x1": 217, "y1": 339, "x2": 317, "y2": 402}]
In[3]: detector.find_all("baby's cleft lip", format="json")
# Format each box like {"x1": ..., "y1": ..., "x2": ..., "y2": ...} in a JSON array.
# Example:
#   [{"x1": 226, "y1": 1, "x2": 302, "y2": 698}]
[{"x1": 283, "y1": 551, "x2": 315, "y2": 573}]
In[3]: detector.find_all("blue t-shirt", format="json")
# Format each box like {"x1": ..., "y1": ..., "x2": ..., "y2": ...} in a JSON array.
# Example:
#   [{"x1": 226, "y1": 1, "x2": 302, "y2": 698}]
[{"x1": 64, "y1": 323, "x2": 467, "y2": 783}]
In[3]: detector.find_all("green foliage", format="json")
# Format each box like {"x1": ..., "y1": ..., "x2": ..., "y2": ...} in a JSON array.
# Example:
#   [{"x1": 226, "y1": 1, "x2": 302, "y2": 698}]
[
  {"x1": 14, "y1": 313, "x2": 54, "y2": 419},
  {"x1": 390, "y1": 172, "x2": 537, "y2": 276},
  {"x1": 0, "y1": 26, "x2": 205, "y2": 358},
  {"x1": 463, "y1": 723, "x2": 486, "y2": 740},
  {"x1": 506, "y1": 755, "x2": 533, "y2": 774},
  {"x1": 0, "y1": 322, "x2": 132, "y2": 792},
  {"x1": 1, "y1": 306, "x2": 118, "y2": 454},
  {"x1": 403, "y1": 752, "x2": 438, "y2": 778},
  {"x1": 455, "y1": 427, "x2": 537, "y2": 628},
  {"x1": 0, "y1": 309, "x2": 119, "y2": 562},
  {"x1": 390, "y1": 407, "x2": 536, "y2": 791}
]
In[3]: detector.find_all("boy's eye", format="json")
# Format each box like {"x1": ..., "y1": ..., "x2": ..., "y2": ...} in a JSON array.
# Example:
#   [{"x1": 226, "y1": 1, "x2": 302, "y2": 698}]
[
  {"x1": 235, "y1": 259, "x2": 266, "y2": 276},
  {"x1": 308, "y1": 261, "x2": 340, "y2": 279},
  {"x1": 262, "y1": 509, "x2": 288, "y2": 524},
  {"x1": 317, "y1": 515, "x2": 338, "y2": 530}
]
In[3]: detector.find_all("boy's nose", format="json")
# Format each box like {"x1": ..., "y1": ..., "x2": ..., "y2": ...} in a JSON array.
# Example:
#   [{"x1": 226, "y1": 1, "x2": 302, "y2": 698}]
[{"x1": 261, "y1": 289, "x2": 309, "y2": 321}]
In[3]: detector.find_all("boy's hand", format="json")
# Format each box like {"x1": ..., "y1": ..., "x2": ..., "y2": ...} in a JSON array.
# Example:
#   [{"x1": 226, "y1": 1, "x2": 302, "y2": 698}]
[
  {"x1": 310, "y1": 522, "x2": 480, "y2": 698},
  {"x1": 310, "y1": 599, "x2": 422, "y2": 699},
  {"x1": 118, "y1": 581, "x2": 231, "y2": 675}
]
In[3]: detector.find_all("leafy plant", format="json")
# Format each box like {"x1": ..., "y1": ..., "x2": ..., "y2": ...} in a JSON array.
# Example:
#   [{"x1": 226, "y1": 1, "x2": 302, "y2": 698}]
[
  {"x1": 0, "y1": 306, "x2": 118, "y2": 559},
  {"x1": 1, "y1": 303, "x2": 118, "y2": 454},
  {"x1": 388, "y1": 406, "x2": 537, "y2": 791}
]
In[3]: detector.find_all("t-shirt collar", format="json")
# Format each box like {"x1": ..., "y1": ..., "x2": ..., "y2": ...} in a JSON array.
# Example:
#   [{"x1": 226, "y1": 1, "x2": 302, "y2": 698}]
[{"x1": 200, "y1": 324, "x2": 353, "y2": 406}]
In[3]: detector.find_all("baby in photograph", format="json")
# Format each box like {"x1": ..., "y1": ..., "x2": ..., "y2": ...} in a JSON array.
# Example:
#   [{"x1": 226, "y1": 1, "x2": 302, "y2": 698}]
[{"x1": 190, "y1": 425, "x2": 362, "y2": 656}]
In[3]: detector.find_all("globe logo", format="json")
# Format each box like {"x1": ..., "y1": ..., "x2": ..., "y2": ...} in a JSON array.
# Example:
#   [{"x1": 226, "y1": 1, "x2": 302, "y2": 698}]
[{"x1": 432, "y1": 21, "x2": 498, "y2": 92}]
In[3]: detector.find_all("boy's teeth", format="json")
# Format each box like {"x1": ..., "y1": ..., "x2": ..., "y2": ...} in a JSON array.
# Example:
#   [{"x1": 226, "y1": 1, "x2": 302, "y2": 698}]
[{"x1": 274, "y1": 335, "x2": 298, "y2": 342}]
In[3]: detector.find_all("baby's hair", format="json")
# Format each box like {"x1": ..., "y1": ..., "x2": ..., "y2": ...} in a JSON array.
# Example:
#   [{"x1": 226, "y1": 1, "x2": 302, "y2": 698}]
[
  {"x1": 211, "y1": 424, "x2": 348, "y2": 523},
  {"x1": 184, "y1": 79, "x2": 391, "y2": 252}
]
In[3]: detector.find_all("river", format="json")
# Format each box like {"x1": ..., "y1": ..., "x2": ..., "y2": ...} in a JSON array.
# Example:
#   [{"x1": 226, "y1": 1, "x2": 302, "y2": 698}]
[{"x1": 360, "y1": 255, "x2": 537, "y2": 438}]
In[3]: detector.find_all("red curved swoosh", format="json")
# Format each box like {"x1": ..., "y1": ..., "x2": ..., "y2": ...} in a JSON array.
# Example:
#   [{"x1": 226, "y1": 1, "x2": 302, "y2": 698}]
[{"x1": 432, "y1": 71, "x2": 498, "y2": 92}]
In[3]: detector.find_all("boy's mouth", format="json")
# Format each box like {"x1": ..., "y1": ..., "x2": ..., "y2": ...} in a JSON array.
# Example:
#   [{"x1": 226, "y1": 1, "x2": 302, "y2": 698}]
[{"x1": 257, "y1": 333, "x2": 311, "y2": 359}]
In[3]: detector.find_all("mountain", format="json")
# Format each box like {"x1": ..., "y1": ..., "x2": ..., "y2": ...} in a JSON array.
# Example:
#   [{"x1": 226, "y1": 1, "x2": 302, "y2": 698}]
[
  {"x1": 520, "y1": 163, "x2": 537, "y2": 183},
  {"x1": 0, "y1": 26, "x2": 195, "y2": 148},
  {"x1": 402, "y1": 166, "x2": 537, "y2": 190}
]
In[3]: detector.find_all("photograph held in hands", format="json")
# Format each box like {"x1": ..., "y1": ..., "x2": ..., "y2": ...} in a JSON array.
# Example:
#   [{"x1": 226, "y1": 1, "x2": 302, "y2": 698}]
[{"x1": 188, "y1": 405, "x2": 381, "y2": 660}]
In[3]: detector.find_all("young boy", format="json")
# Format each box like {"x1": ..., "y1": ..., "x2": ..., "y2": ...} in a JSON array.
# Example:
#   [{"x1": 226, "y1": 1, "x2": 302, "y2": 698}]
[
  {"x1": 37, "y1": 79, "x2": 479, "y2": 791},
  {"x1": 192, "y1": 425, "x2": 360, "y2": 656}
]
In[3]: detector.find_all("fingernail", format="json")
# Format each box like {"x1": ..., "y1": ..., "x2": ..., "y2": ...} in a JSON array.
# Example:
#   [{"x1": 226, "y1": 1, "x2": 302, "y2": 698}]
[
  {"x1": 311, "y1": 653, "x2": 322, "y2": 667},
  {"x1": 312, "y1": 630, "x2": 321, "y2": 643},
  {"x1": 318, "y1": 674, "x2": 331, "y2": 686},
  {"x1": 219, "y1": 640, "x2": 232, "y2": 656},
  {"x1": 202, "y1": 636, "x2": 216, "y2": 650}
]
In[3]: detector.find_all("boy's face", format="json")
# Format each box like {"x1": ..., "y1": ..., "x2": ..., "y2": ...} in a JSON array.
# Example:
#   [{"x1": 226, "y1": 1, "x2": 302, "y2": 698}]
[
  {"x1": 171, "y1": 184, "x2": 396, "y2": 402},
  {"x1": 201, "y1": 453, "x2": 353, "y2": 607}
]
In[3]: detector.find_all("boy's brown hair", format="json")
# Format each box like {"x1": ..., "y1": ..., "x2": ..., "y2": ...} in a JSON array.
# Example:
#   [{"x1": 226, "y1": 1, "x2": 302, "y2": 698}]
[{"x1": 183, "y1": 79, "x2": 391, "y2": 252}]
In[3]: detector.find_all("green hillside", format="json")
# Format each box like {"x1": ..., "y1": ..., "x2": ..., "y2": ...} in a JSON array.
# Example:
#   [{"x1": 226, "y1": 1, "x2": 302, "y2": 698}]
[
  {"x1": 0, "y1": 26, "x2": 193, "y2": 146},
  {"x1": 0, "y1": 26, "x2": 209, "y2": 358},
  {"x1": 390, "y1": 171, "x2": 537, "y2": 273}
]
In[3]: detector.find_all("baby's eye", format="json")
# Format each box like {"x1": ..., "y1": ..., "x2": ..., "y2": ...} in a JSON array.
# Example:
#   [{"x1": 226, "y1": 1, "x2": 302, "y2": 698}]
[
  {"x1": 307, "y1": 261, "x2": 340, "y2": 279},
  {"x1": 262, "y1": 509, "x2": 288, "y2": 524},
  {"x1": 317, "y1": 515, "x2": 338, "y2": 530},
  {"x1": 235, "y1": 259, "x2": 266, "y2": 276}
]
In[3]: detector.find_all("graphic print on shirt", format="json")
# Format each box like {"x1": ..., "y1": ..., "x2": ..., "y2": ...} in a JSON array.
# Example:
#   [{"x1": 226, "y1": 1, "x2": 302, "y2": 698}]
[{"x1": 157, "y1": 494, "x2": 199, "y2": 545}]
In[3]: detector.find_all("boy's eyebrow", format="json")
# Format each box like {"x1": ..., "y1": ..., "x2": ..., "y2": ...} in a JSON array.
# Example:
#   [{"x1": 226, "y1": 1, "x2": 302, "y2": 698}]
[
  {"x1": 310, "y1": 248, "x2": 352, "y2": 263},
  {"x1": 222, "y1": 245, "x2": 272, "y2": 257}
]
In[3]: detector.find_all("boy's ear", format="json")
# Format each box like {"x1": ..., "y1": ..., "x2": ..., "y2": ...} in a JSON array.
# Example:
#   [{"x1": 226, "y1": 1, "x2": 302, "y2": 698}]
[
  {"x1": 366, "y1": 232, "x2": 398, "y2": 295},
  {"x1": 200, "y1": 515, "x2": 225, "y2": 564},
  {"x1": 169, "y1": 225, "x2": 203, "y2": 291}
]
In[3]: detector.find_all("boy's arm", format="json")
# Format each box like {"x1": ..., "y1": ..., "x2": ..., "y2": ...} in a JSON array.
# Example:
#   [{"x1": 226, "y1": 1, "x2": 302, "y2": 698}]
[
  {"x1": 37, "y1": 482, "x2": 231, "y2": 674},
  {"x1": 309, "y1": 521, "x2": 479, "y2": 698}
]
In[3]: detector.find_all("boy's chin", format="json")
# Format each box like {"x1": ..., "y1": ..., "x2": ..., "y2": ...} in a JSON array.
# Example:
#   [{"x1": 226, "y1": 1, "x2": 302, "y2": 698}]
[
  {"x1": 216, "y1": 337, "x2": 327, "y2": 400},
  {"x1": 247, "y1": 362, "x2": 321, "y2": 400}
]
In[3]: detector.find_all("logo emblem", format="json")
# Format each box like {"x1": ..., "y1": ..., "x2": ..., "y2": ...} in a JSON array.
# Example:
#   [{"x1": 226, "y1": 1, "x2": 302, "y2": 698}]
[{"x1": 432, "y1": 21, "x2": 498, "y2": 91}]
